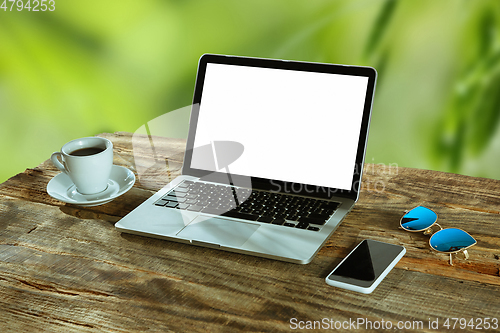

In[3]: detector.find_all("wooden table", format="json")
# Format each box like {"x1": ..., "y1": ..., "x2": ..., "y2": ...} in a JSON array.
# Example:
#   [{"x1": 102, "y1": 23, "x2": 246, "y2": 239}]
[{"x1": 1, "y1": 132, "x2": 499, "y2": 332}]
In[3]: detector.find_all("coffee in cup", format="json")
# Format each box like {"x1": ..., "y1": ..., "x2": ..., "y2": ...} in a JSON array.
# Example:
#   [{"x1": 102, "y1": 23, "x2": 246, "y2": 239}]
[
  {"x1": 51, "y1": 137, "x2": 113, "y2": 195},
  {"x1": 69, "y1": 147, "x2": 106, "y2": 157}
]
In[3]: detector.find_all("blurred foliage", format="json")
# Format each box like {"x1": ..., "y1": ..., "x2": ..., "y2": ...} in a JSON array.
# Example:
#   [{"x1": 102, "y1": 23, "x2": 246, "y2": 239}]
[
  {"x1": 431, "y1": 2, "x2": 500, "y2": 174},
  {"x1": 1, "y1": 0, "x2": 500, "y2": 183}
]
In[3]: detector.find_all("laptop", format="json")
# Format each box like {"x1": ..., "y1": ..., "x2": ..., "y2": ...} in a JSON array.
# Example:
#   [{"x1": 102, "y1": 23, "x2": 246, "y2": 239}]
[{"x1": 115, "y1": 54, "x2": 377, "y2": 264}]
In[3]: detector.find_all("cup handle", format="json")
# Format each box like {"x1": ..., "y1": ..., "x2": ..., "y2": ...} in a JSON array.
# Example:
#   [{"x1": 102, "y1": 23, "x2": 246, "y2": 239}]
[{"x1": 51, "y1": 152, "x2": 68, "y2": 174}]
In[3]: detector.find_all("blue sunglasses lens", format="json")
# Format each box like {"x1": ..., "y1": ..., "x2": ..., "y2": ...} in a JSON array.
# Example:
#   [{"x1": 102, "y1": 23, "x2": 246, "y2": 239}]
[
  {"x1": 429, "y1": 228, "x2": 476, "y2": 253},
  {"x1": 401, "y1": 206, "x2": 437, "y2": 231}
]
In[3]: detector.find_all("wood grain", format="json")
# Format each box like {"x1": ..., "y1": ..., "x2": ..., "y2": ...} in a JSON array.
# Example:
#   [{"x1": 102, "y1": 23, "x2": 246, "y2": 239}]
[{"x1": 0, "y1": 132, "x2": 499, "y2": 332}]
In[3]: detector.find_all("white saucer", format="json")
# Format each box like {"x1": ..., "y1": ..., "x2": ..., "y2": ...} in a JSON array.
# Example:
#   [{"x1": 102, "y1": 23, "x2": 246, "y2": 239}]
[{"x1": 47, "y1": 165, "x2": 136, "y2": 207}]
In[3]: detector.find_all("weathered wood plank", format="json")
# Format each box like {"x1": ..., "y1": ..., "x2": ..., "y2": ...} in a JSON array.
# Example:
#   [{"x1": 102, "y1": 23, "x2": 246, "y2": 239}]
[
  {"x1": 0, "y1": 132, "x2": 498, "y2": 283},
  {"x1": 0, "y1": 132, "x2": 499, "y2": 332},
  {"x1": 357, "y1": 164, "x2": 500, "y2": 284},
  {"x1": 1, "y1": 196, "x2": 499, "y2": 332}
]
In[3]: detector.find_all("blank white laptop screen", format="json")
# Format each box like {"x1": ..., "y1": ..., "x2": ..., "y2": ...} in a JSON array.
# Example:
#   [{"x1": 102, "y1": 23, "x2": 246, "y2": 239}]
[{"x1": 191, "y1": 63, "x2": 369, "y2": 190}]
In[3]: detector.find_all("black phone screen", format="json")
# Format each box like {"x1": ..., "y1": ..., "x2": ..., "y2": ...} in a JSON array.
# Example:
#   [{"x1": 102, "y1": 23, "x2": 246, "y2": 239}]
[{"x1": 327, "y1": 239, "x2": 404, "y2": 287}]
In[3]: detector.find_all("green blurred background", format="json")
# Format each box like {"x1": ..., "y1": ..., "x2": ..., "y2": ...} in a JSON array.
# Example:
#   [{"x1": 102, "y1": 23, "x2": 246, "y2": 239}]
[{"x1": 1, "y1": 0, "x2": 500, "y2": 183}]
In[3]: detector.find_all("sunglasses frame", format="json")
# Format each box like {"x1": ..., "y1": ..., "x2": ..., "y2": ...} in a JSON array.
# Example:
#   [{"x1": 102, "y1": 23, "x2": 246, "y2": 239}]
[{"x1": 399, "y1": 206, "x2": 477, "y2": 265}]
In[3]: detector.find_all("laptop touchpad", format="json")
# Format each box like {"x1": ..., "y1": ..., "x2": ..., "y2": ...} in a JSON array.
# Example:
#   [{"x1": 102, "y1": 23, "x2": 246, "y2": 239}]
[{"x1": 177, "y1": 216, "x2": 259, "y2": 248}]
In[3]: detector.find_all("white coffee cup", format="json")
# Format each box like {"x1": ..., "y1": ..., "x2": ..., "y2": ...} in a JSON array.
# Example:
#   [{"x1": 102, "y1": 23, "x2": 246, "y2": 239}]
[{"x1": 51, "y1": 137, "x2": 113, "y2": 195}]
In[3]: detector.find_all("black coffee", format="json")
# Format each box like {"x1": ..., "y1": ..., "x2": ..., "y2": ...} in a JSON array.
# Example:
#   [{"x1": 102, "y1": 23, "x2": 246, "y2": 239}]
[{"x1": 70, "y1": 147, "x2": 105, "y2": 156}]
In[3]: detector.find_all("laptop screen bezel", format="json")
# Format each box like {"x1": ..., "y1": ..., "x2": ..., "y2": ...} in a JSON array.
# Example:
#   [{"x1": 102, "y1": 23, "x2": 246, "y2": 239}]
[{"x1": 182, "y1": 54, "x2": 377, "y2": 201}]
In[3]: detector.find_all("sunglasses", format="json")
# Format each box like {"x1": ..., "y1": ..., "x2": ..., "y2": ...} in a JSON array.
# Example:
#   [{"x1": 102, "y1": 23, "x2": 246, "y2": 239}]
[{"x1": 399, "y1": 206, "x2": 476, "y2": 265}]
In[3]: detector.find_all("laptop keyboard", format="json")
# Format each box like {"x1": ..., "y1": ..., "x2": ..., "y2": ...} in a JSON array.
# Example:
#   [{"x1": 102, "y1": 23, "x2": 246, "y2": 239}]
[{"x1": 154, "y1": 181, "x2": 340, "y2": 232}]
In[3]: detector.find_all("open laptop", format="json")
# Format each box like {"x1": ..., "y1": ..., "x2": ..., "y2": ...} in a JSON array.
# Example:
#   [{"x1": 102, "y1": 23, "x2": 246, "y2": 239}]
[{"x1": 116, "y1": 54, "x2": 377, "y2": 264}]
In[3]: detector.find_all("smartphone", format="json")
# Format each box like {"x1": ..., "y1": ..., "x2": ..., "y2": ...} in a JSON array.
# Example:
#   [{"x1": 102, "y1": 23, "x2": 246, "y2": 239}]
[{"x1": 325, "y1": 239, "x2": 406, "y2": 294}]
